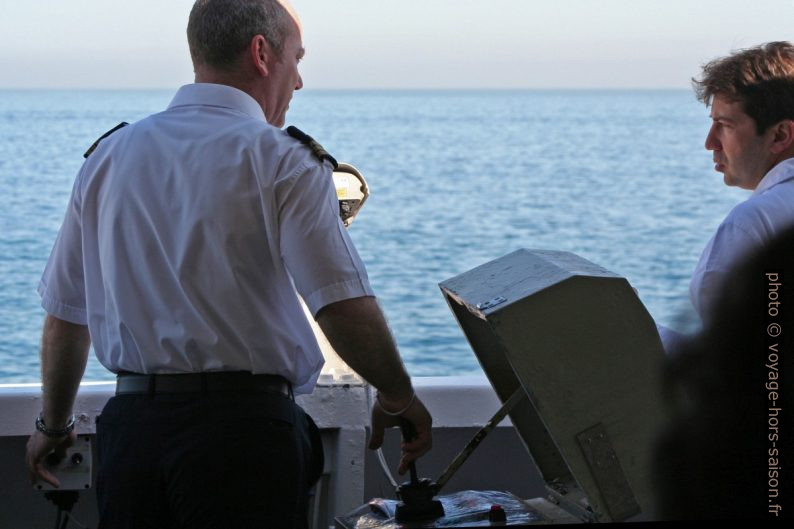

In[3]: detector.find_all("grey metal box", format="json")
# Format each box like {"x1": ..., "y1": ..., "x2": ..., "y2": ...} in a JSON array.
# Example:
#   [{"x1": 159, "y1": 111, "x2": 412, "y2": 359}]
[{"x1": 439, "y1": 249, "x2": 667, "y2": 522}]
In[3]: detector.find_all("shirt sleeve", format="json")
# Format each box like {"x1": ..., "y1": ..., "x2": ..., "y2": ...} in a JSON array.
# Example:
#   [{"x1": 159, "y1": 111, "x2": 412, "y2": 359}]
[
  {"x1": 275, "y1": 160, "x2": 374, "y2": 316},
  {"x1": 689, "y1": 219, "x2": 761, "y2": 322},
  {"x1": 38, "y1": 173, "x2": 88, "y2": 325},
  {"x1": 656, "y1": 323, "x2": 686, "y2": 355}
]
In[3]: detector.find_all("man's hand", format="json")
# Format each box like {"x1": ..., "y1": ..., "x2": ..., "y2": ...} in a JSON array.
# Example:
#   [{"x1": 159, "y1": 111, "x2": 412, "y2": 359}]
[
  {"x1": 316, "y1": 297, "x2": 434, "y2": 473},
  {"x1": 25, "y1": 430, "x2": 76, "y2": 488},
  {"x1": 368, "y1": 392, "x2": 432, "y2": 475},
  {"x1": 25, "y1": 315, "x2": 90, "y2": 488}
]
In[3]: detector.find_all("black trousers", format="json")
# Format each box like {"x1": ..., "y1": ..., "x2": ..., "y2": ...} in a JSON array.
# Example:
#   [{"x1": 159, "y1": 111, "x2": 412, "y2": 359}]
[{"x1": 96, "y1": 391, "x2": 323, "y2": 528}]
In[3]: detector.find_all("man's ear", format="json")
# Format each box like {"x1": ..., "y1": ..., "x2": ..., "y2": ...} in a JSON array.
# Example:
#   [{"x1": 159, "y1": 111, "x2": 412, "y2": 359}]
[
  {"x1": 769, "y1": 119, "x2": 794, "y2": 154},
  {"x1": 249, "y1": 35, "x2": 273, "y2": 77}
]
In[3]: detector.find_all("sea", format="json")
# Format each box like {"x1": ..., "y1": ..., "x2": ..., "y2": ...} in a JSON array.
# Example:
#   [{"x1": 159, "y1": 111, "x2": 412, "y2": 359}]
[{"x1": 0, "y1": 89, "x2": 747, "y2": 383}]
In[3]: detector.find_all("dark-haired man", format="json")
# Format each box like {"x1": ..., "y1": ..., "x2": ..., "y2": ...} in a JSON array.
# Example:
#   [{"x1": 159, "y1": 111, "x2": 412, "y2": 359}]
[
  {"x1": 688, "y1": 41, "x2": 794, "y2": 325},
  {"x1": 25, "y1": 0, "x2": 431, "y2": 526}
]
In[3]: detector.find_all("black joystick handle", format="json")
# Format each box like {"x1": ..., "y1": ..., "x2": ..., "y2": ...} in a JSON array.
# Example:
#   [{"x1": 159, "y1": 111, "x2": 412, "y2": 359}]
[
  {"x1": 399, "y1": 418, "x2": 419, "y2": 484},
  {"x1": 394, "y1": 418, "x2": 445, "y2": 522}
]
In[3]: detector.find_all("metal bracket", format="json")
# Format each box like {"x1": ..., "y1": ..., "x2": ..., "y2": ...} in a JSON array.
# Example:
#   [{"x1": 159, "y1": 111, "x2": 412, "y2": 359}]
[
  {"x1": 576, "y1": 423, "x2": 640, "y2": 521},
  {"x1": 545, "y1": 481, "x2": 597, "y2": 523},
  {"x1": 476, "y1": 296, "x2": 506, "y2": 311}
]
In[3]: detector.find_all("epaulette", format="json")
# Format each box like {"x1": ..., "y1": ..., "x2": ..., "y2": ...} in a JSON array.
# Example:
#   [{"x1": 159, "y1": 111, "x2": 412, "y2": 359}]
[
  {"x1": 83, "y1": 122, "x2": 129, "y2": 158},
  {"x1": 286, "y1": 126, "x2": 338, "y2": 169}
]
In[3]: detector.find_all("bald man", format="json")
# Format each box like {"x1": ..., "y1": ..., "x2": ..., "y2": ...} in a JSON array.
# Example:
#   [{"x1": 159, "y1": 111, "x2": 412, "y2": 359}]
[{"x1": 26, "y1": 1, "x2": 431, "y2": 526}]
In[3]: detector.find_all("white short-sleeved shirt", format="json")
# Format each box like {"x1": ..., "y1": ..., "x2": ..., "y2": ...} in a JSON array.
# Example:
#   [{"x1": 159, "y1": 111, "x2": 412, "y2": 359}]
[
  {"x1": 690, "y1": 157, "x2": 794, "y2": 321},
  {"x1": 38, "y1": 83, "x2": 374, "y2": 394}
]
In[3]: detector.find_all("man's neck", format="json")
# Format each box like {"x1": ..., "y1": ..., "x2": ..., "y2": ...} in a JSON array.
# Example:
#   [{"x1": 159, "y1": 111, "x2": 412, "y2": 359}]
[
  {"x1": 751, "y1": 155, "x2": 794, "y2": 191},
  {"x1": 194, "y1": 70, "x2": 266, "y2": 119}
]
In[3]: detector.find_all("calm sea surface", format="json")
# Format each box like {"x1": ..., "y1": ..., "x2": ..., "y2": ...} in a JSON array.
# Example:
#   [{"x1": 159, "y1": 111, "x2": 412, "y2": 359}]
[{"x1": 0, "y1": 89, "x2": 746, "y2": 383}]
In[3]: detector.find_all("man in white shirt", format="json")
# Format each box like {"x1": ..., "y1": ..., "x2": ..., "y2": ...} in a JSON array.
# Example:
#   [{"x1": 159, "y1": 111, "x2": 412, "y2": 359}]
[
  {"x1": 687, "y1": 42, "x2": 794, "y2": 329},
  {"x1": 25, "y1": 0, "x2": 432, "y2": 526}
]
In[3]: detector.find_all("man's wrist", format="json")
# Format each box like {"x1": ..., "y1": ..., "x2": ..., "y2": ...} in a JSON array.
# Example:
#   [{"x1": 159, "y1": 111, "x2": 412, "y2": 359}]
[
  {"x1": 375, "y1": 371, "x2": 412, "y2": 398},
  {"x1": 376, "y1": 389, "x2": 416, "y2": 416},
  {"x1": 35, "y1": 412, "x2": 75, "y2": 438},
  {"x1": 376, "y1": 377, "x2": 416, "y2": 413}
]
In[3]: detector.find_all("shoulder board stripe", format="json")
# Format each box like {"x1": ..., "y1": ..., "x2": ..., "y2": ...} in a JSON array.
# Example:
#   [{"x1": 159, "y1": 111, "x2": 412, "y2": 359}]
[
  {"x1": 84, "y1": 122, "x2": 129, "y2": 158},
  {"x1": 286, "y1": 125, "x2": 338, "y2": 169}
]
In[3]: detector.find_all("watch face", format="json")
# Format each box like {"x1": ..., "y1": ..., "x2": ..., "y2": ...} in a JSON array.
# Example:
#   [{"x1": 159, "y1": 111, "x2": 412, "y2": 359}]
[{"x1": 333, "y1": 163, "x2": 369, "y2": 227}]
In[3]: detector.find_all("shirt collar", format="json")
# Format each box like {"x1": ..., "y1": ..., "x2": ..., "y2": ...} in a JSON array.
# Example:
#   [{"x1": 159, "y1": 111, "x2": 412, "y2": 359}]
[
  {"x1": 167, "y1": 83, "x2": 266, "y2": 122},
  {"x1": 755, "y1": 157, "x2": 794, "y2": 195}
]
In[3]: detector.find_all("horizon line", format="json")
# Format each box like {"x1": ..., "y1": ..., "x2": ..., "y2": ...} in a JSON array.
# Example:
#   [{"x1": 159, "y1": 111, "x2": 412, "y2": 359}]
[{"x1": 0, "y1": 86, "x2": 695, "y2": 92}]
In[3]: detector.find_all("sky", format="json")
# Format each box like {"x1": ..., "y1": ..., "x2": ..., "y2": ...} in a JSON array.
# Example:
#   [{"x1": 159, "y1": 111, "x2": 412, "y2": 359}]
[{"x1": 0, "y1": 0, "x2": 793, "y2": 90}]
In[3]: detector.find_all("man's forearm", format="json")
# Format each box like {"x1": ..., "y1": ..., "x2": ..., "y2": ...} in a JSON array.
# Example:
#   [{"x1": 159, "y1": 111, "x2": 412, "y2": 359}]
[
  {"x1": 316, "y1": 296, "x2": 413, "y2": 400},
  {"x1": 317, "y1": 296, "x2": 433, "y2": 469},
  {"x1": 39, "y1": 315, "x2": 91, "y2": 428}
]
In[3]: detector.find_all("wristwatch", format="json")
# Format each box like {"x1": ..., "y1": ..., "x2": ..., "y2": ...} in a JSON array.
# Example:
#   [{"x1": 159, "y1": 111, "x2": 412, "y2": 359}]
[{"x1": 35, "y1": 412, "x2": 76, "y2": 438}]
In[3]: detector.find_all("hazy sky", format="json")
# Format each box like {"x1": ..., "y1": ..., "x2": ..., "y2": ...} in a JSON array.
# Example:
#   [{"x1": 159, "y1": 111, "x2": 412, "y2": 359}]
[{"x1": 1, "y1": 0, "x2": 792, "y2": 89}]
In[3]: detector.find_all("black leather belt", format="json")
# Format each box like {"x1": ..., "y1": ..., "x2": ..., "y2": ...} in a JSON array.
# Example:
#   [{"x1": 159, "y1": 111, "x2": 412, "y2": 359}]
[{"x1": 115, "y1": 371, "x2": 292, "y2": 398}]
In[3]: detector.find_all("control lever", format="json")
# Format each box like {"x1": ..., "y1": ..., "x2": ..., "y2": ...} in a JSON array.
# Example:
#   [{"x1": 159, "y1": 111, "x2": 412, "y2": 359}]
[{"x1": 394, "y1": 419, "x2": 445, "y2": 522}]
